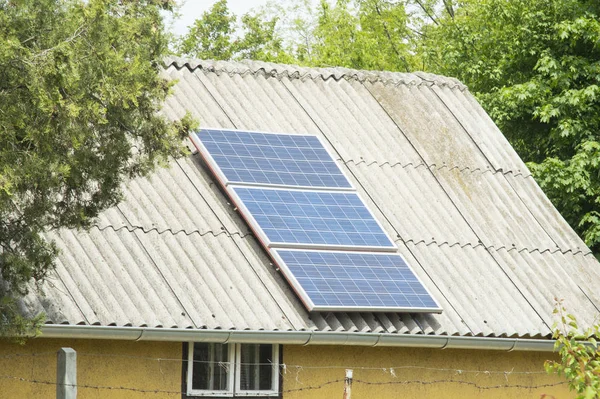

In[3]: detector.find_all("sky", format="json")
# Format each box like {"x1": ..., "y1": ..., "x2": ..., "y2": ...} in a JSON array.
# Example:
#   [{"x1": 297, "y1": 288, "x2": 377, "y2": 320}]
[{"x1": 170, "y1": 0, "x2": 270, "y2": 37}]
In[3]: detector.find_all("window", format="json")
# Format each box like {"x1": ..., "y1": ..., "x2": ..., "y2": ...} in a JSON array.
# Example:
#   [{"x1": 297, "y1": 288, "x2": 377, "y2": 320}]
[{"x1": 186, "y1": 343, "x2": 279, "y2": 397}]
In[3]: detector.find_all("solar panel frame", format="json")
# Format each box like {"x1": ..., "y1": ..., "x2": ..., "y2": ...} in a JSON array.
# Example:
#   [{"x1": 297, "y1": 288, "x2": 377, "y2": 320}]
[
  {"x1": 190, "y1": 128, "x2": 354, "y2": 190},
  {"x1": 228, "y1": 185, "x2": 397, "y2": 252},
  {"x1": 271, "y1": 249, "x2": 442, "y2": 313}
]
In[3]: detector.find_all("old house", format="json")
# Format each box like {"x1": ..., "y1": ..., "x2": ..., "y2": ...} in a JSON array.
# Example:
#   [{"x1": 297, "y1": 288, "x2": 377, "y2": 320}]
[{"x1": 1, "y1": 58, "x2": 598, "y2": 398}]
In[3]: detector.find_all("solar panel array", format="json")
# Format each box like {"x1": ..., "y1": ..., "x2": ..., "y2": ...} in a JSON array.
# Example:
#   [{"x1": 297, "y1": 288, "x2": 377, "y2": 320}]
[{"x1": 191, "y1": 129, "x2": 441, "y2": 313}]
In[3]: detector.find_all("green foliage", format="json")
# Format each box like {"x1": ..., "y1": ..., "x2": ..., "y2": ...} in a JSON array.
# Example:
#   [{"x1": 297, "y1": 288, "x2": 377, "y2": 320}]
[
  {"x1": 177, "y1": 0, "x2": 293, "y2": 63},
  {"x1": 268, "y1": 0, "x2": 318, "y2": 63},
  {"x1": 0, "y1": 0, "x2": 194, "y2": 336},
  {"x1": 176, "y1": 0, "x2": 417, "y2": 70},
  {"x1": 177, "y1": 0, "x2": 237, "y2": 59},
  {"x1": 420, "y1": 0, "x2": 600, "y2": 253},
  {"x1": 269, "y1": 0, "x2": 418, "y2": 70},
  {"x1": 310, "y1": 0, "x2": 415, "y2": 71},
  {"x1": 545, "y1": 301, "x2": 600, "y2": 398}
]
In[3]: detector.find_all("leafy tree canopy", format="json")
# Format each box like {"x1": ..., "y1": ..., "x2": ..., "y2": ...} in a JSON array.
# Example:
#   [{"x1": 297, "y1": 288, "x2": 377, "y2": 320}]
[
  {"x1": 176, "y1": 0, "x2": 417, "y2": 70},
  {"x1": 176, "y1": 0, "x2": 293, "y2": 63},
  {"x1": 0, "y1": 0, "x2": 194, "y2": 337},
  {"x1": 310, "y1": 0, "x2": 415, "y2": 71}
]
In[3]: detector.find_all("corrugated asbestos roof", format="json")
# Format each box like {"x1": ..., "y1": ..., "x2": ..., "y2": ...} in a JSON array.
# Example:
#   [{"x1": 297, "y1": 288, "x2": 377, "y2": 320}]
[{"x1": 22, "y1": 58, "x2": 600, "y2": 339}]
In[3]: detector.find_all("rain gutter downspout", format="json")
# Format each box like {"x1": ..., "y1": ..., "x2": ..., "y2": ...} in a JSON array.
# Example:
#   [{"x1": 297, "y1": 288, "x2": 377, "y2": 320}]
[{"x1": 41, "y1": 325, "x2": 556, "y2": 352}]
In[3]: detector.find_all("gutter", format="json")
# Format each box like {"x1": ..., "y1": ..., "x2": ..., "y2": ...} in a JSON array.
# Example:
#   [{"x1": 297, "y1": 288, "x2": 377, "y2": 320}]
[{"x1": 41, "y1": 325, "x2": 556, "y2": 352}]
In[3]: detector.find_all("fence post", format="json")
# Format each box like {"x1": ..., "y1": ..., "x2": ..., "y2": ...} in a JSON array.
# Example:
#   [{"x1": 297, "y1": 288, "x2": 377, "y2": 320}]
[
  {"x1": 343, "y1": 369, "x2": 353, "y2": 399},
  {"x1": 57, "y1": 347, "x2": 77, "y2": 399}
]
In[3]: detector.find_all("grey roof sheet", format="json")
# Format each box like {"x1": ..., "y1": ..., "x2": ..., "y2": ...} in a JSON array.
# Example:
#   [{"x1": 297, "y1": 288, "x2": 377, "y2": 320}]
[{"x1": 24, "y1": 58, "x2": 600, "y2": 339}]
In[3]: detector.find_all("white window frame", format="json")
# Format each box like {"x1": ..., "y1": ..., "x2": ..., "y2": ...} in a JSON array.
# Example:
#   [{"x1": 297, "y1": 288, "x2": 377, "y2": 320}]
[
  {"x1": 234, "y1": 344, "x2": 279, "y2": 397},
  {"x1": 187, "y1": 343, "x2": 235, "y2": 397},
  {"x1": 187, "y1": 343, "x2": 280, "y2": 397}
]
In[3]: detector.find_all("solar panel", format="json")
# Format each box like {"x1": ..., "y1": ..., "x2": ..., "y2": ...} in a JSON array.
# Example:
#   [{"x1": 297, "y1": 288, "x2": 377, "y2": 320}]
[
  {"x1": 272, "y1": 249, "x2": 441, "y2": 312},
  {"x1": 232, "y1": 187, "x2": 396, "y2": 250},
  {"x1": 191, "y1": 128, "x2": 441, "y2": 313},
  {"x1": 191, "y1": 129, "x2": 352, "y2": 189}
]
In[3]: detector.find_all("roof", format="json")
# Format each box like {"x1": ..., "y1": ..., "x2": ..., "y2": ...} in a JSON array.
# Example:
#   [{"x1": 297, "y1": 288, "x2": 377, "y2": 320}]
[{"x1": 21, "y1": 58, "x2": 600, "y2": 340}]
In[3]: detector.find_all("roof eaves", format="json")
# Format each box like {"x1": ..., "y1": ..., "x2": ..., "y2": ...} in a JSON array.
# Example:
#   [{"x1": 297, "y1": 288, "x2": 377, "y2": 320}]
[{"x1": 40, "y1": 324, "x2": 557, "y2": 352}]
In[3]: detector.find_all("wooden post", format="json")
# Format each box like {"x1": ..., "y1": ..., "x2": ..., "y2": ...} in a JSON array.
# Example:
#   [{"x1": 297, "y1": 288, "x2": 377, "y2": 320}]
[
  {"x1": 57, "y1": 347, "x2": 77, "y2": 399},
  {"x1": 343, "y1": 369, "x2": 353, "y2": 399}
]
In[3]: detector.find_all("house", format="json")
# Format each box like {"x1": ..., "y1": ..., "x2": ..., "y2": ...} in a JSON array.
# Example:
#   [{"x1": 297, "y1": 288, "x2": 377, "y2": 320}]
[{"x1": 1, "y1": 57, "x2": 598, "y2": 398}]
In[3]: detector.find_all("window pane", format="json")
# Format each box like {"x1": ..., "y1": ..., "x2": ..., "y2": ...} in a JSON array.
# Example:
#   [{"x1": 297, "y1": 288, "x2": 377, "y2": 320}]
[
  {"x1": 191, "y1": 343, "x2": 230, "y2": 391},
  {"x1": 239, "y1": 344, "x2": 274, "y2": 391}
]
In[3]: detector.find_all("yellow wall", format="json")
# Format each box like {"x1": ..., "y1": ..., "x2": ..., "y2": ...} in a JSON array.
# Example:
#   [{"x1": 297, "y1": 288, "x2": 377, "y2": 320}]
[
  {"x1": 0, "y1": 339, "x2": 572, "y2": 398},
  {"x1": 282, "y1": 345, "x2": 572, "y2": 399},
  {"x1": 0, "y1": 338, "x2": 181, "y2": 398}
]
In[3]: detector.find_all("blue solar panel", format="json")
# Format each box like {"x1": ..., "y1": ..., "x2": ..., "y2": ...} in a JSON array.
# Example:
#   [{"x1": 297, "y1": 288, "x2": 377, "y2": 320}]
[
  {"x1": 193, "y1": 129, "x2": 351, "y2": 188},
  {"x1": 273, "y1": 250, "x2": 440, "y2": 312},
  {"x1": 233, "y1": 187, "x2": 395, "y2": 249},
  {"x1": 191, "y1": 128, "x2": 441, "y2": 313}
]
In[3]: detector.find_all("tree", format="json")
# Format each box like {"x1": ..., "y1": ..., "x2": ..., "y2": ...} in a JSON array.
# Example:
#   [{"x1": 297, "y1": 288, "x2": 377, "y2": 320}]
[
  {"x1": 176, "y1": 0, "x2": 417, "y2": 70},
  {"x1": 310, "y1": 0, "x2": 415, "y2": 71},
  {"x1": 545, "y1": 301, "x2": 600, "y2": 398},
  {"x1": 177, "y1": 0, "x2": 293, "y2": 63},
  {"x1": 177, "y1": 0, "x2": 237, "y2": 60},
  {"x1": 419, "y1": 0, "x2": 600, "y2": 253},
  {"x1": 0, "y1": 0, "x2": 194, "y2": 337},
  {"x1": 257, "y1": 0, "x2": 418, "y2": 71}
]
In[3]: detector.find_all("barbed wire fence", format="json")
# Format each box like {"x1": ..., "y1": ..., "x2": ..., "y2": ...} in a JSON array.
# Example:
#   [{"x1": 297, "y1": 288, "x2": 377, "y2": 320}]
[{"x1": 0, "y1": 350, "x2": 567, "y2": 397}]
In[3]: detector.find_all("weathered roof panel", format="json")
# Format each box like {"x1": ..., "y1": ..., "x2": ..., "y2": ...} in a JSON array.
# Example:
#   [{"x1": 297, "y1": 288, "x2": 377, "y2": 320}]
[
  {"x1": 24, "y1": 58, "x2": 600, "y2": 340},
  {"x1": 433, "y1": 168, "x2": 560, "y2": 252},
  {"x1": 504, "y1": 174, "x2": 589, "y2": 252},
  {"x1": 348, "y1": 162, "x2": 480, "y2": 247},
  {"x1": 284, "y1": 78, "x2": 424, "y2": 165},
  {"x1": 492, "y1": 249, "x2": 600, "y2": 330},
  {"x1": 407, "y1": 242, "x2": 550, "y2": 338},
  {"x1": 366, "y1": 82, "x2": 491, "y2": 169},
  {"x1": 432, "y1": 84, "x2": 531, "y2": 174}
]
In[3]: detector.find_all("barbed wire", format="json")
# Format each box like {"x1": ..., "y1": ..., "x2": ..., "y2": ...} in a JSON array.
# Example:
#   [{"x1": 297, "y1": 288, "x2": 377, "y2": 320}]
[
  {"x1": 0, "y1": 351, "x2": 55, "y2": 360},
  {"x1": 0, "y1": 350, "x2": 568, "y2": 396},
  {"x1": 75, "y1": 352, "x2": 550, "y2": 375},
  {"x1": 283, "y1": 378, "x2": 345, "y2": 393},
  {"x1": 0, "y1": 350, "x2": 553, "y2": 376},
  {"x1": 353, "y1": 378, "x2": 568, "y2": 390},
  {"x1": 0, "y1": 373, "x2": 568, "y2": 394},
  {"x1": 280, "y1": 364, "x2": 549, "y2": 375},
  {"x1": 0, "y1": 375, "x2": 181, "y2": 396}
]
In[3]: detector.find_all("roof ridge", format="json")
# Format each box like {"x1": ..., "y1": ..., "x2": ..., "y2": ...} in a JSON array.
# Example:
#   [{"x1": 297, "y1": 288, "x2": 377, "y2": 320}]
[
  {"x1": 163, "y1": 57, "x2": 468, "y2": 91},
  {"x1": 343, "y1": 159, "x2": 532, "y2": 178},
  {"x1": 401, "y1": 237, "x2": 592, "y2": 256},
  {"x1": 91, "y1": 224, "x2": 253, "y2": 239}
]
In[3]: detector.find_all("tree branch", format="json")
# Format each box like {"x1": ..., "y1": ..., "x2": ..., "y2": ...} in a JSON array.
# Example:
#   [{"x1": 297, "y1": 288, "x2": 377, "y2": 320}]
[
  {"x1": 374, "y1": 4, "x2": 411, "y2": 72},
  {"x1": 30, "y1": 24, "x2": 87, "y2": 61},
  {"x1": 442, "y1": 0, "x2": 455, "y2": 19},
  {"x1": 413, "y1": 0, "x2": 439, "y2": 25}
]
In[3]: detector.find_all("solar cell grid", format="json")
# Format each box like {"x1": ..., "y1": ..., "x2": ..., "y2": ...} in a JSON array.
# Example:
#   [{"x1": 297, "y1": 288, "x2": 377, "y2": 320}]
[
  {"x1": 194, "y1": 129, "x2": 351, "y2": 188},
  {"x1": 232, "y1": 187, "x2": 395, "y2": 249},
  {"x1": 274, "y1": 250, "x2": 440, "y2": 312}
]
